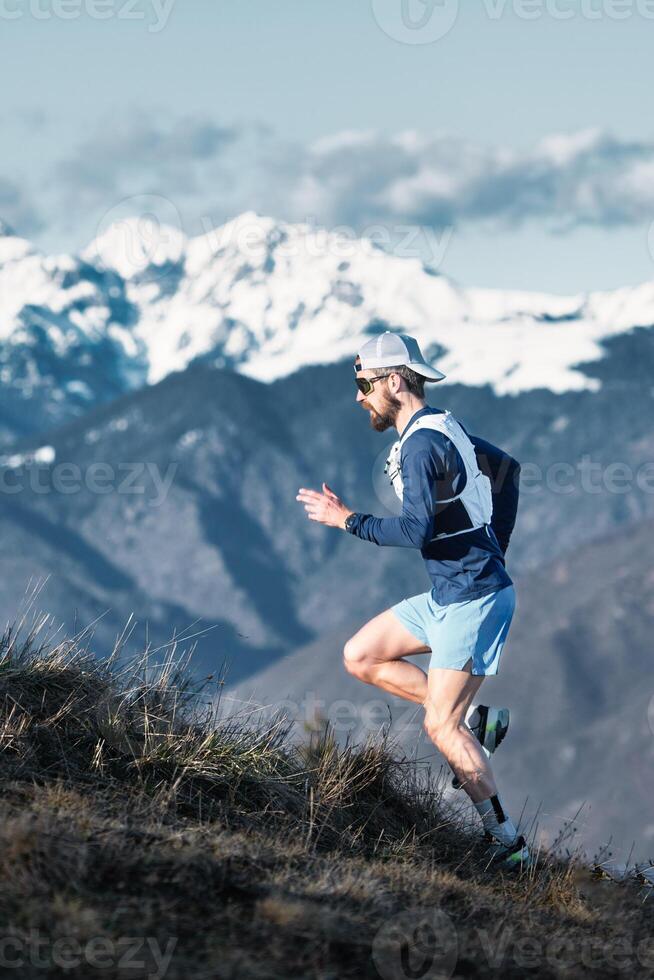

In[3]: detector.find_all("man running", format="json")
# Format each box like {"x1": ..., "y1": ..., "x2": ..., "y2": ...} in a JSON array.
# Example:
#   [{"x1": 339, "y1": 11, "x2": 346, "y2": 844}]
[{"x1": 296, "y1": 331, "x2": 529, "y2": 869}]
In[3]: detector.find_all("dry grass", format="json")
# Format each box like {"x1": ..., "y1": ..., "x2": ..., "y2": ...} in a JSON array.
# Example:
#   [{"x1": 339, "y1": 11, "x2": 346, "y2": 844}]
[{"x1": 0, "y1": 618, "x2": 651, "y2": 979}]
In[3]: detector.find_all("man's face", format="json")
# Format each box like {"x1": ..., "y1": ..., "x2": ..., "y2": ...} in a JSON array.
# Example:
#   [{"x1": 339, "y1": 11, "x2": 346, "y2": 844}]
[{"x1": 354, "y1": 362, "x2": 402, "y2": 432}]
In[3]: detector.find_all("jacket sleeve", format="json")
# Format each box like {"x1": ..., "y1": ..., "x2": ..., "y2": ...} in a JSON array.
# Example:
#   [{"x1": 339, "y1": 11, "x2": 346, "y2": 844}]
[
  {"x1": 469, "y1": 435, "x2": 520, "y2": 554},
  {"x1": 346, "y1": 443, "x2": 440, "y2": 548}
]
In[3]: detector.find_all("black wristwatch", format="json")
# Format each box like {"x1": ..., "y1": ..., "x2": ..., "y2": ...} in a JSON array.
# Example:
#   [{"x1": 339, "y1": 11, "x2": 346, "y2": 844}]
[{"x1": 344, "y1": 512, "x2": 357, "y2": 533}]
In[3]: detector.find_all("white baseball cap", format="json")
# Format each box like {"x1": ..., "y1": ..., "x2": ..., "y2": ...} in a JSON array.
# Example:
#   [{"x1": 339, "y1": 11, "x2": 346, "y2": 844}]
[{"x1": 355, "y1": 331, "x2": 446, "y2": 381}]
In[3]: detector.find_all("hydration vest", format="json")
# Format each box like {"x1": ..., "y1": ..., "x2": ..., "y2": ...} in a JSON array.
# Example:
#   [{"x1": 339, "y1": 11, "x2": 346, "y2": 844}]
[{"x1": 384, "y1": 412, "x2": 494, "y2": 541}]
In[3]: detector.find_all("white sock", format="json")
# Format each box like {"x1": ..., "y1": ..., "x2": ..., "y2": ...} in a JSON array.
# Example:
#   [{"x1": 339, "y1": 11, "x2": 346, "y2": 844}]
[{"x1": 474, "y1": 794, "x2": 518, "y2": 846}]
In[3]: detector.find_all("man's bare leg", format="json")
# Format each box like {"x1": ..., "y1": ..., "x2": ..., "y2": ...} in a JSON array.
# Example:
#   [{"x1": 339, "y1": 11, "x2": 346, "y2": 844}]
[
  {"x1": 345, "y1": 621, "x2": 498, "y2": 801},
  {"x1": 343, "y1": 608, "x2": 431, "y2": 703},
  {"x1": 344, "y1": 612, "x2": 527, "y2": 860},
  {"x1": 424, "y1": 662, "x2": 526, "y2": 857},
  {"x1": 423, "y1": 662, "x2": 496, "y2": 803}
]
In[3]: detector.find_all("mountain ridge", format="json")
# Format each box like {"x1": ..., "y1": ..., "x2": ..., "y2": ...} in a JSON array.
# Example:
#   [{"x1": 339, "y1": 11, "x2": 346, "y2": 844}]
[{"x1": 2, "y1": 211, "x2": 654, "y2": 451}]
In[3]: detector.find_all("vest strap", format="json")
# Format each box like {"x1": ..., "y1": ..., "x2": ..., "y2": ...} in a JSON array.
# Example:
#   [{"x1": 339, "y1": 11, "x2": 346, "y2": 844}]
[{"x1": 390, "y1": 412, "x2": 494, "y2": 540}]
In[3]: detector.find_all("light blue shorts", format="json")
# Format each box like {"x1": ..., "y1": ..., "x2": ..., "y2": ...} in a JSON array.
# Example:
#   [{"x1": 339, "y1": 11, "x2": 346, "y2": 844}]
[{"x1": 390, "y1": 585, "x2": 516, "y2": 675}]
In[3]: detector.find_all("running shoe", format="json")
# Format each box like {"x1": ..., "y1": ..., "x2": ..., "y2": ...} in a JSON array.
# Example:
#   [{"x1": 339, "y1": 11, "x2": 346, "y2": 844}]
[{"x1": 485, "y1": 833, "x2": 532, "y2": 871}]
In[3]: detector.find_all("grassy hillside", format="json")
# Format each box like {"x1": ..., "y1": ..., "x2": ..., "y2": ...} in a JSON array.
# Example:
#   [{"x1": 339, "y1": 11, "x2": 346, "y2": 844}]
[{"x1": 0, "y1": 620, "x2": 651, "y2": 979}]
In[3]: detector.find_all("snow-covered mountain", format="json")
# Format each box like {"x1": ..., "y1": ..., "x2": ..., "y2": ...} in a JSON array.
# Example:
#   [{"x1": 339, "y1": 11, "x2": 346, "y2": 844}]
[
  {"x1": 0, "y1": 222, "x2": 146, "y2": 440},
  {"x1": 2, "y1": 210, "x2": 654, "y2": 440},
  {"x1": 82, "y1": 211, "x2": 654, "y2": 394}
]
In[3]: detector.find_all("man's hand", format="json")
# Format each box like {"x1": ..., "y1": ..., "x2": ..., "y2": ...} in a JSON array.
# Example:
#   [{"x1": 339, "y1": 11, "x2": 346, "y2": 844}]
[{"x1": 296, "y1": 483, "x2": 354, "y2": 530}]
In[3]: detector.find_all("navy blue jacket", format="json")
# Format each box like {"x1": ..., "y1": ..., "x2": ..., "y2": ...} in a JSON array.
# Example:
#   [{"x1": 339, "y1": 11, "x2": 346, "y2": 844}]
[{"x1": 347, "y1": 406, "x2": 519, "y2": 604}]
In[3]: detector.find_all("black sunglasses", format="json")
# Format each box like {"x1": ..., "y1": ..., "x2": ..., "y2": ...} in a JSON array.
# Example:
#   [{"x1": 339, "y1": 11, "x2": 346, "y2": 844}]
[{"x1": 355, "y1": 374, "x2": 390, "y2": 396}]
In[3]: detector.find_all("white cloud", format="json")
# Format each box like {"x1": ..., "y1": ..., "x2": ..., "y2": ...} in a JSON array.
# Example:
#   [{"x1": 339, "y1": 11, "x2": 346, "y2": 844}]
[
  {"x1": 536, "y1": 127, "x2": 605, "y2": 166},
  {"x1": 7, "y1": 115, "x2": 654, "y2": 248},
  {"x1": 53, "y1": 112, "x2": 240, "y2": 201},
  {"x1": 275, "y1": 127, "x2": 654, "y2": 233}
]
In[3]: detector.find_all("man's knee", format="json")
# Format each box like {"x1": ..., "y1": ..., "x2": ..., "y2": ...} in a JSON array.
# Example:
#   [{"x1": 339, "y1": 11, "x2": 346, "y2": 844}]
[{"x1": 343, "y1": 639, "x2": 373, "y2": 681}]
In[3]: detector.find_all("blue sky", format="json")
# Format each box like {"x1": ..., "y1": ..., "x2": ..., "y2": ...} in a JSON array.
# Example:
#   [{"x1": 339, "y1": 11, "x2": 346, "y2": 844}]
[{"x1": 2, "y1": 0, "x2": 654, "y2": 292}]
